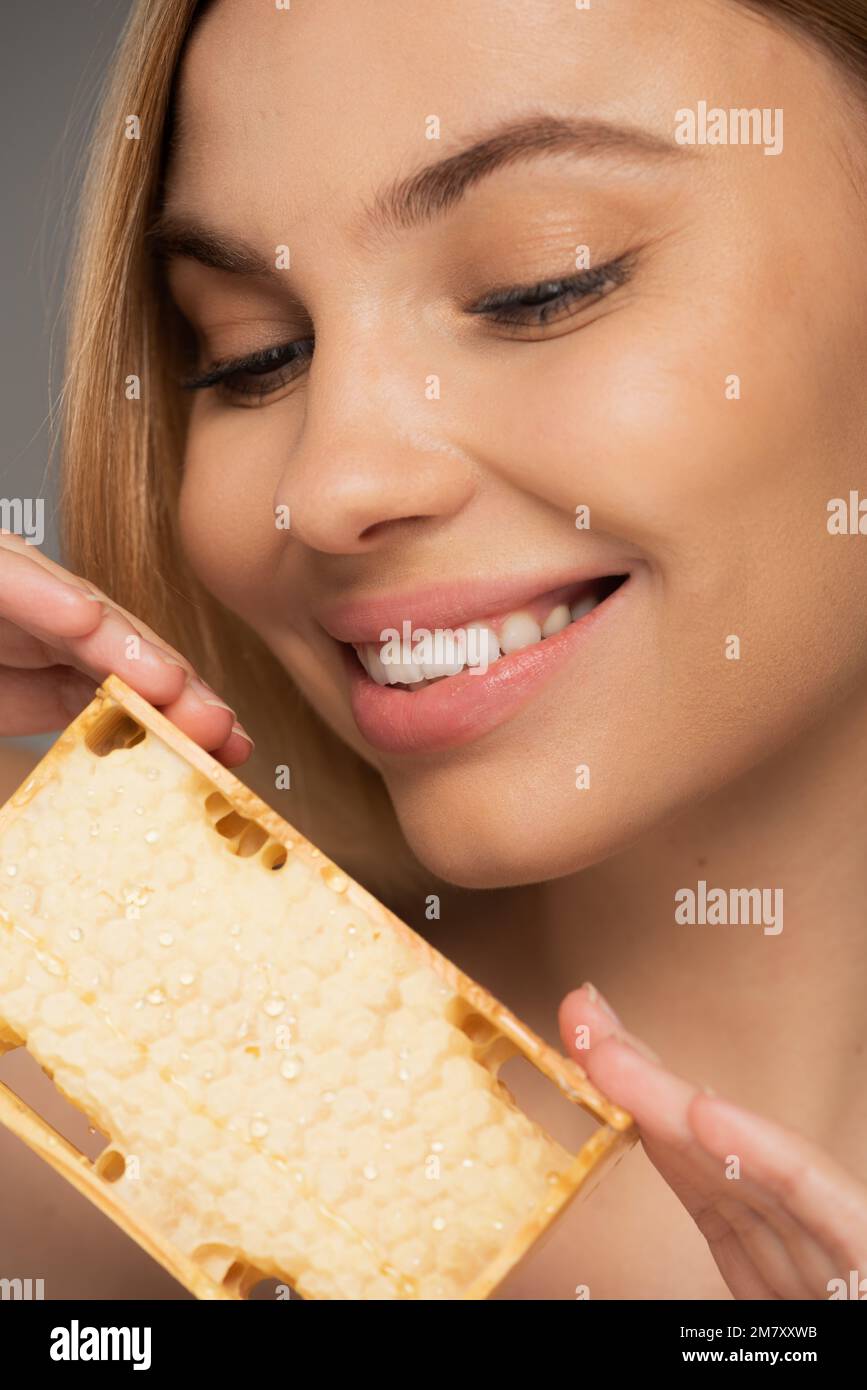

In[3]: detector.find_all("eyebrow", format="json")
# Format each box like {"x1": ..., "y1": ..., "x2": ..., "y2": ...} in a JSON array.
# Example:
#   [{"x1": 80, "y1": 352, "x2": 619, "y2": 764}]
[{"x1": 147, "y1": 112, "x2": 685, "y2": 277}]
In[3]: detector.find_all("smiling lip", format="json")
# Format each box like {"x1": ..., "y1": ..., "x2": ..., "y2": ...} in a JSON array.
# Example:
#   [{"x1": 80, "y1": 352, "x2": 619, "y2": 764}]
[
  {"x1": 341, "y1": 574, "x2": 632, "y2": 756},
  {"x1": 318, "y1": 568, "x2": 627, "y2": 646}
]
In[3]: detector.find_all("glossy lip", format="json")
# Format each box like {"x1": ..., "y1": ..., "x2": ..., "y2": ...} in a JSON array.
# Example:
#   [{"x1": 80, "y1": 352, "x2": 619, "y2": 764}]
[
  {"x1": 318, "y1": 566, "x2": 628, "y2": 645},
  {"x1": 342, "y1": 574, "x2": 632, "y2": 756}
]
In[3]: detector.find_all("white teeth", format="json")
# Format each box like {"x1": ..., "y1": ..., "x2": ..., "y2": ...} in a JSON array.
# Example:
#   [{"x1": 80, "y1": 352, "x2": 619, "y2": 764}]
[
  {"x1": 570, "y1": 595, "x2": 597, "y2": 622},
  {"x1": 464, "y1": 622, "x2": 501, "y2": 669},
  {"x1": 385, "y1": 658, "x2": 424, "y2": 685},
  {"x1": 541, "y1": 604, "x2": 572, "y2": 638},
  {"x1": 364, "y1": 644, "x2": 391, "y2": 686},
  {"x1": 418, "y1": 646, "x2": 466, "y2": 679},
  {"x1": 356, "y1": 588, "x2": 607, "y2": 687},
  {"x1": 499, "y1": 612, "x2": 543, "y2": 655}
]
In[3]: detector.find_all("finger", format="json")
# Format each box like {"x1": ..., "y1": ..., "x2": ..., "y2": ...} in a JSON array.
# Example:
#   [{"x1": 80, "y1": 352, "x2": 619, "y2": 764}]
[
  {"x1": 156, "y1": 679, "x2": 239, "y2": 753},
  {"x1": 689, "y1": 1092, "x2": 867, "y2": 1276},
  {"x1": 57, "y1": 584, "x2": 244, "y2": 722},
  {"x1": 0, "y1": 536, "x2": 242, "y2": 723},
  {"x1": 0, "y1": 533, "x2": 200, "y2": 683},
  {"x1": 690, "y1": 1094, "x2": 842, "y2": 1297},
  {"x1": 0, "y1": 546, "x2": 104, "y2": 640},
  {"x1": 212, "y1": 725, "x2": 256, "y2": 768},
  {"x1": 0, "y1": 666, "x2": 98, "y2": 735},
  {"x1": 694, "y1": 1184, "x2": 816, "y2": 1299},
  {"x1": 702, "y1": 1222, "x2": 782, "y2": 1300},
  {"x1": 67, "y1": 583, "x2": 199, "y2": 679},
  {"x1": 587, "y1": 1037, "x2": 857, "y2": 1298},
  {"x1": 559, "y1": 982, "x2": 663, "y2": 1065},
  {"x1": 0, "y1": 618, "x2": 58, "y2": 669},
  {"x1": 581, "y1": 1032, "x2": 699, "y2": 1145},
  {"x1": 61, "y1": 606, "x2": 192, "y2": 708},
  {"x1": 572, "y1": 1034, "x2": 788, "y2": 1294}
]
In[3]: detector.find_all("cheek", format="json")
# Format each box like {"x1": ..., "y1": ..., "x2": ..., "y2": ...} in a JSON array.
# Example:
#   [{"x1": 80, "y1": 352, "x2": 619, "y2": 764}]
[
  {"x1": 176, "y1": 410, "x2": 359, "y2": 745},
  {"x1": 177, "y1": 406, "x2": 286, "y2": 620},
  {"x1": 494, "y1": 262, "x2": 867, "y2": 623},
  {"x1": 458, "y1": 286, "x2": 867, "y2": 785}
]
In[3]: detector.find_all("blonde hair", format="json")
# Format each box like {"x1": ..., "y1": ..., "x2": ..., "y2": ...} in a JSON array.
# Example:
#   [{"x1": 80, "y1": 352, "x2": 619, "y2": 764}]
[
  {"x1": 58, "y1": 0, "x2": 867, "y2": 903},
  {"x1": 60, "y1": 0, "x2": 422, "y2": 904}
]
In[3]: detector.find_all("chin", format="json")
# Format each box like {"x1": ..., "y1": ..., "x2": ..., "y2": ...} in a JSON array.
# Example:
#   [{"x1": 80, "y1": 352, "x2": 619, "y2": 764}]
[{"x1": 387, "y1": 782, "x2": 643, "y2": 890}]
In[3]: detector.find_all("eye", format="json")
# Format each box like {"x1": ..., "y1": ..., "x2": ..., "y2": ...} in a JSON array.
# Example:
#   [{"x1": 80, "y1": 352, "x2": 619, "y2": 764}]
[
  {"x1": 467, "y1": 254, "x2": 634, "y2": 332},
  {"x1": 181, "y1": 338, "x2": 314, "y2": 404}
]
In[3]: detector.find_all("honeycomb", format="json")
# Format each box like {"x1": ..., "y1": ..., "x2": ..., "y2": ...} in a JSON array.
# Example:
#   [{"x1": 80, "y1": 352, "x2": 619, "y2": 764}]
[{"x1": 0, "y1": 677, "x2": 633, "y2": 1299}]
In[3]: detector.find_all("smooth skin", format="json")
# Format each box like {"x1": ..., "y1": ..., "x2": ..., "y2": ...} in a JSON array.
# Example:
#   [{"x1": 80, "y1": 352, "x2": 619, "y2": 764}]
[{"x1": 2, "y1": 0, "x2": 867, "y2": 1297}]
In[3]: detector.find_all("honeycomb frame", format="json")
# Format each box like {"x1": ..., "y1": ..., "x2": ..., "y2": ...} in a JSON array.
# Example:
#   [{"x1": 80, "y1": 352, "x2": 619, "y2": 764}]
[{"x1": 0, "y1": 674, "x2": 636, "y2": 1300}]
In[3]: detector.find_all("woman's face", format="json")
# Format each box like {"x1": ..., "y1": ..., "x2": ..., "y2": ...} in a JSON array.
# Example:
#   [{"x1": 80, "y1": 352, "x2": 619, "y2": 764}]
[{"x1": 165, "y1": 0, "x2": 867, "y2": 888}]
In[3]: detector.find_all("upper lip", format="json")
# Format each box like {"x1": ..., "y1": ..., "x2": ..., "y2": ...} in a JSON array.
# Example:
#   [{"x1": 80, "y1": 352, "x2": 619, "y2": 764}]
[{"x1": 316, "y1": 567, "x2": 628, "y2": 645}]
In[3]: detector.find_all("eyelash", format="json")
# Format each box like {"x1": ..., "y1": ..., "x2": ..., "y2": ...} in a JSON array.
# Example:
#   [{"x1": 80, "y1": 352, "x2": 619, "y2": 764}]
[{"x1": 180, "y1": 253, "x2": 633, "y2": 404}]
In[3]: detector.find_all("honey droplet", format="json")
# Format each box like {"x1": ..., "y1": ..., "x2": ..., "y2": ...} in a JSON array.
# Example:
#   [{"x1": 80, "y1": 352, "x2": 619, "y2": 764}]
[{"x1": 37, "y1": 951, "x2": 65, "y2": 978}]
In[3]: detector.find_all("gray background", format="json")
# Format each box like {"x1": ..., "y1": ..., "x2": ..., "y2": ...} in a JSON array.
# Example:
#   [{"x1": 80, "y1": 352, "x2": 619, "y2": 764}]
[{"x1": 1, "y1": 0, "x2": 132, "y2": 750}]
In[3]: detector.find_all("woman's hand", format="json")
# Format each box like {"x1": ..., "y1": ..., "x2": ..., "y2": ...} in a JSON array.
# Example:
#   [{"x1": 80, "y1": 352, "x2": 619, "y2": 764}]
[
  {"x1": 559, "y1": 983, "x2": 867, "y2": 1300},
  {"x1": 0, "y1": 531, "x2": 253, "y2": 766}
]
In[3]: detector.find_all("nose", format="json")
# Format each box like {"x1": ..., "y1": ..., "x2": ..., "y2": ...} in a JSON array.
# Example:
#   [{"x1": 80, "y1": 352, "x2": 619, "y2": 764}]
[{"x1": 274, "y1": 328, "x2": 476, "y2": 554}]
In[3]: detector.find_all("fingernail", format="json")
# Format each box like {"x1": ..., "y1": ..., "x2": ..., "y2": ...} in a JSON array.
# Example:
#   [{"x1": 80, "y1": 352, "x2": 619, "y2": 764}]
[
  {"x1": 612, "y1": 1028, "x2": 662, "y2": 1065},
  {"x1": 188, "y1": 677, "x2": 234, "y2": 714},
  {"x1": 161, "y1": 655, "x2": 188, "y2": 669},
  {"x1": 582, "y1": 980, "x2": 621, "y2": 1025},
  {"x1": 231, "y1": 723, "x2": 254, "y2": 746}
]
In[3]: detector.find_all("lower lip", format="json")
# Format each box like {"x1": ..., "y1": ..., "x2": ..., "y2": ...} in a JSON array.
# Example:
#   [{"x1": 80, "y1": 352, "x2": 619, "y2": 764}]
[{"x1": 343, "y1": 579, "x2": 631, "y2": 756}]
